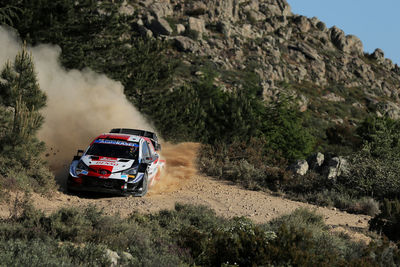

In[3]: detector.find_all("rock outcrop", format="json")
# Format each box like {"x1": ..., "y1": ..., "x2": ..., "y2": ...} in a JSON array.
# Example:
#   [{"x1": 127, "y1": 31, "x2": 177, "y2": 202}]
[{"x1": 124, "y1": 0, "x2": 400, "y2": 122}]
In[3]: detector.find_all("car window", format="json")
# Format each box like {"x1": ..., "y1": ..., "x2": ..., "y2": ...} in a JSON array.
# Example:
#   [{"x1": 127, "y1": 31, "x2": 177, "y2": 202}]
[
  {"x1": 147, "y1": 140, "x2": 155, "y2": 154},
  {"x1": 142, "y1": 141, "x2": 150, "y2": 159}
]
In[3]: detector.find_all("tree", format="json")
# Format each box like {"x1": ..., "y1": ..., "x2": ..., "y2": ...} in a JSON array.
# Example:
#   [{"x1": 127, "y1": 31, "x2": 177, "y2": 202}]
[
  {"x1": 0, "y1": 47, "x2": 45, "y2": 151},
  {"x1": 0, "y1": 4, "x2": 21, "y2": 26},
  {"x1": 261, "y1": 98, "x2": 315, "y2": 161},
  {"x1": 0, "y1": 48, "x2": 46, "y2": 111}
]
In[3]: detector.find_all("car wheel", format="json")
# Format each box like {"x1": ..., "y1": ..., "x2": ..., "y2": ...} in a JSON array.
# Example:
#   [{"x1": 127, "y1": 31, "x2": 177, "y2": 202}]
[{"x1": 134, "y1": 172, "x2": 148, "y2": 197}]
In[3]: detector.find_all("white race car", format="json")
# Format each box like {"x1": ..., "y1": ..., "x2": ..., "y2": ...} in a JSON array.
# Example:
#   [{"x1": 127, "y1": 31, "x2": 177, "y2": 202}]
[{"x1": 67, "y1": 129, "x2": 165, "y2": 196}]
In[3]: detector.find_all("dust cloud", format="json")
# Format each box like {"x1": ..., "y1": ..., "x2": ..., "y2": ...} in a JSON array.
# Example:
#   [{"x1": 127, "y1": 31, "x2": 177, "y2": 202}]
[
  {"x1": 0, "y1": 26, "x2": 198, "y2": 190},
  {"x1": 0, "y1": 26, "x2": 153, "y2": 182},
  {"x1": 151, "y1": 142, "x2": 200, "y2": 195}
]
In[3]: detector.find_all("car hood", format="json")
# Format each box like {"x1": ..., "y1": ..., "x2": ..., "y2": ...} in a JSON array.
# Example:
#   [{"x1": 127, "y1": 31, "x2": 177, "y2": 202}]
[{"x1": 81, "y1": 155, "x2": 136, "y2": 174}]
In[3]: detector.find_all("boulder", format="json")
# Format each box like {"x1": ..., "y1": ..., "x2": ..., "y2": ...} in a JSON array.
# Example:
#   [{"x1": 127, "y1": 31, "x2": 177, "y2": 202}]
[
  {"x1": 105, "y1": 249, "x2": 120, "y2": 267},
  {"x1": 294, "y1": 15, "x2": 311, "y2": 33},
  {"x1": 379, "y1": 101, "x2": 400, "y2": 119},
  {"x1": 260, "y1": 0, "x2": 291, "y2": 17},
  {"x1": 288, "y1": 43, "x2": 320, "y2": 61},
  {"x1": 307, "y1": 152, "x2": 325, "y2": 171},
  {"x1": 316, "y1": 21, "x2": 327, "y2": 31},
  {"x1": 173, "y1": 36, "x2": 197, "y2": 52},
  {"x1": 329, "y1": 26, "x2": 347, "y2": 51},
  {"x1": 345, "y1": 35, "x2": 363, "y2": 55},
  {"x1": 323, "y1": 157, "x2": 349, "y2": 181},
  {"x1": 371, "y1": 48, "x2": 385, "y2": 63},
  {"x1": 289, "y1": 160, "x2": 309, "y2": 176},
  {"x1": 188, "y1": 17, "x2": 206, "y2": 35},
  {"x1": 176, "y1": 24, "x2": 186, "y2": 34},
  {"x1": 149, "y1": 18, "x2": 173, "y2": 35},
  {"x1": 208, "y1": 0, "x2": 240, "y2": 22},
  {"x1": 329, "y1": 26, "x2": 363, "y2": 55},
  {"x1": 247, "y1": 10, "x2": 267, "y2": 22},
  {"x1": 149, "y1": 2, "x2": 173, "y2": 19},
  {"x1": 186, "y1": 2, "x2": 207, "y2": 16}
]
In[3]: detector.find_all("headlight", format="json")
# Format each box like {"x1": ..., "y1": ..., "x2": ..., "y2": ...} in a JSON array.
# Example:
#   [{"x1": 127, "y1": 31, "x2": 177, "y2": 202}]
[
  {"x1": 76, "y1": 160, "x2": 89, "y2": 175},
  {"x1": 122, "y1": 167, "x2": 138, "y2": 176}
]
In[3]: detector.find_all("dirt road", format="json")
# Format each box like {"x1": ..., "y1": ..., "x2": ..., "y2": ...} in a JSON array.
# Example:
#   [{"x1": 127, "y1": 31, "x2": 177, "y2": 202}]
[{"x1": 0, "y1": 143, "x2": 370, "y2": 242}]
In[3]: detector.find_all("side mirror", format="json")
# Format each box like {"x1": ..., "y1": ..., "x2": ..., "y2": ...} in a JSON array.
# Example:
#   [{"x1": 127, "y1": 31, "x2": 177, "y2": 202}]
[{"x1": 73, "y1": 150, "x2": 84, "y2": 161}]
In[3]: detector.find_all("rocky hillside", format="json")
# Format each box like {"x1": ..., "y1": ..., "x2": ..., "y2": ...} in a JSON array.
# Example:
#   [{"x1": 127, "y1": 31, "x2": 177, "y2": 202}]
[{"x1": 126, "y1": 0, "x2": 400, "y2": 121}]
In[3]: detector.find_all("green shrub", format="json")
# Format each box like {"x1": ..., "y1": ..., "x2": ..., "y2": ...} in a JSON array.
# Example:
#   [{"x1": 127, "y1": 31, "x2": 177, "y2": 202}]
[
  {"x1": 370, "y1": 199, "x2": 400, "y2": 242},
  {"x1": 0, "y1": 239, "x2": 111, "y2": 266},
  {"x1": 2, "y1": 203, "x2": 400, "y2": 266},
  {"x1": 356, "y1": 115, "x2": 400, "y2": 158},
  {"x1": 339, "y1": 146, "x2": 400, "y2": 199}
]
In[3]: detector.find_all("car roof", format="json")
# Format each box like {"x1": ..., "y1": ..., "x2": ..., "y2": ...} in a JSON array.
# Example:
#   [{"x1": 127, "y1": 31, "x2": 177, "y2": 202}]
[{"x1": 95, "y1": 133, "x2": 143, "y2": 143}]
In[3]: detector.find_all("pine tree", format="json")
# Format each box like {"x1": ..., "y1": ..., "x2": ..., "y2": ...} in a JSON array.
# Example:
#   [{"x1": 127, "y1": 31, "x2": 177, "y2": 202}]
[
  {"x1": 0, "y1": 47, "x2": 46, "y2": 111},
  {"x1": 0, "y1": 47, "x2": 46, "y2": 147}
]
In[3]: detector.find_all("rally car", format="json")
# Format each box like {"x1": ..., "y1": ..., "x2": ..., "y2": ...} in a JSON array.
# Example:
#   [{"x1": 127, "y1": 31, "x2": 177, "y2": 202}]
[{"x1": 67, "y1": 130, "x2": 165, "y2": 196}]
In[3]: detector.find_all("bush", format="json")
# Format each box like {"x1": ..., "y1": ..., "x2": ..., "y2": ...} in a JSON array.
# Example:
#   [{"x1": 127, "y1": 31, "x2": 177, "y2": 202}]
[
  {"x1": 0, "y1": 239, "x2": 111, "y2": 266},
  {"x1": 356, "y1": 115, "x2": 400, "y2": 158},
  {"x1": 2, "y1": 202, "x2": 400, "y2": 266},
  {"x1": 370, "y1": 199, "x2": 400, "y2": 242},
  {"x1": 339, "y1": 146, "x2": 400, "y2": 199}
]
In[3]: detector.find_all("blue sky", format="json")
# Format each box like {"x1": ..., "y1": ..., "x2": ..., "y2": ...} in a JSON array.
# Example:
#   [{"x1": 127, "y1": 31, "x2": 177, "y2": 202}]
[{"x1": 287, "y1": 0, "x2": 400, "y2": 65}]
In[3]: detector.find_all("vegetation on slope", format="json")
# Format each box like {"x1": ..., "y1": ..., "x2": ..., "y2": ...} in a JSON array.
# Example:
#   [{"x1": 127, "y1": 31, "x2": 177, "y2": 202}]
[{"x1": 1, "y1": 200, "x2": 399, "y2": 266}]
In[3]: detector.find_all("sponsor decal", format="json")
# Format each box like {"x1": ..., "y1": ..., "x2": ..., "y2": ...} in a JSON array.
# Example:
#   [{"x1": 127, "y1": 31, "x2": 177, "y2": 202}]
[
  {"x1": 91, "y1": 161, "x2": 119, "y2": 166},
  {"x1": 121, "y1": 175, "x2": 128, "y2": 179},
  {"x1": 94, "y1": 139, "x2": 139, "y2": 147}
]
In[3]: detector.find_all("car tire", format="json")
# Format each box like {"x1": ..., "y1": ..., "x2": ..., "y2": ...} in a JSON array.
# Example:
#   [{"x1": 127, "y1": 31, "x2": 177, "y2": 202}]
[{"x1": 134, "y1": 172, "x2": 148, "y2": 197}]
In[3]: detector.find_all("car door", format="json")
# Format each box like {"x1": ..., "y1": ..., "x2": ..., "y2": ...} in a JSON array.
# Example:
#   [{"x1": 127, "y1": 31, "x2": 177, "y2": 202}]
[{"x1": 142, "y1": 140, "x2": 158, "y2": 179}]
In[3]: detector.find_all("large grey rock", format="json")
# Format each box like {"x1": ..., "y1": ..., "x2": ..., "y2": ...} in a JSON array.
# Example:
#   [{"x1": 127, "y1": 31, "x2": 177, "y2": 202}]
[
  {"x1": 323, "y1": 157, "x2": 349, "y2": 181},
  {"x1": 188, "y1": 17, "x2": 206, "y2": 34},
  {"x1": 176, "y1": 24, "x2": 185, "y2": 34},
  {"x1": 378, "y1": 101, "x2": 400, "y2": 119},
  {"x1": 307, "y1": 152, "x2": 325, "y2": 170},
  {"x1": 294, "y1": 15, "x2": 311, "y2": 33},
  {"x1": 329, "y1": 26, "x2": 347, "y2": 51},
  {"x1": 288, "y1": 43, "x2": 320, "y2": 61},
  {"x1": 173, "y1": 36, "x2": 197, "y2": 52},
  {"x1": 149, "y1": 1, "x2": 173, "y2": 19},
  {"x1": 329, "y1": 26, "x2": 363, "y2": 55},
  {"x1": 371, "y1": 48, "x2": 385, "y2": 63},
  {"x1": 149, "y1": 18, "x2": 173, "y2": 35},
  {"x1": 105, "y1": 249, "x2": 120, "y2": 267},
  {"x1": 208, "y1": 0, "x2": 240, "y2": 22},
  {"x1": 186, "y1": 2, "x2": 207, "y2": 16},
  {"x1": 346, "y1": 35, "x2": 364, "y2": 55},
  {"x1": 260, "y1": 0, "x2": 291, "y2": 17},
  {"x1": 247, "y1": 10, "x2": 267, "y2": 22},
  {"x1": 316, "y1": 21, "x2": 327, "y2": 31},
  {"x1": 289, "y1": 160, "x2": 309, "y2": 176}
]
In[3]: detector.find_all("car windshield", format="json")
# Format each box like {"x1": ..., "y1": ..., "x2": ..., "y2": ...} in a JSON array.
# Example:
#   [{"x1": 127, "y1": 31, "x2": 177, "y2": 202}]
[{"x1": 86, "y1": 139, "x2": 139, "y2": 160}]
